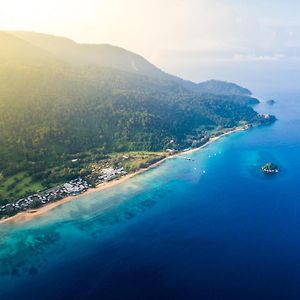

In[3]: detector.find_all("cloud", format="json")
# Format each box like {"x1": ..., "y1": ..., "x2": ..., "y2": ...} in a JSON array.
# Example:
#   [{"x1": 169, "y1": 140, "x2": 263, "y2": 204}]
[{"x1": 232, "y1": 54, "x2": 286, "y2": 62}]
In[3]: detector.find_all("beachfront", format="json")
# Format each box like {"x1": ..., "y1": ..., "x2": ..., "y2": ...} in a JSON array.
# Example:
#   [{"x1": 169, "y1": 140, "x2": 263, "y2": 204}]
[{"x1": 0, "y1": 125, "x2": 249, "y2": 225}]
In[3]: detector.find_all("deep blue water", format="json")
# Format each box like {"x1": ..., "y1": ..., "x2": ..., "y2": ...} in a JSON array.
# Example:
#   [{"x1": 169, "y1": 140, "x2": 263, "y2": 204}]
[{"x1": 1, "y1": 94, "x2": 300, "y2": 300}]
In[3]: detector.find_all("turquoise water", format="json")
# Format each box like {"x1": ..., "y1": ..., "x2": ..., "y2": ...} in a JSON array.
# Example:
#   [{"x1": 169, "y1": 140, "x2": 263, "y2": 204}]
[{"x1": 1, "y1": 94, "x2": 300, "y2": 299}]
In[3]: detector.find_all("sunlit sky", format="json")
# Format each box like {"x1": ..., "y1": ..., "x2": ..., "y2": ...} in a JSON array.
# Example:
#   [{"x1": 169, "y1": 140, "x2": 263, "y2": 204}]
[{"x1": 1, "y1": 0, "x2": 300, "y2": 94}]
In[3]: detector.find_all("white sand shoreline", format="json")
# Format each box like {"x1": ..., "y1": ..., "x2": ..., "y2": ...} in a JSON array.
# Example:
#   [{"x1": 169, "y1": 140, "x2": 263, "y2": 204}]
[{"x1": 0, "y1": 126, "x2": 247, "y2": 225}]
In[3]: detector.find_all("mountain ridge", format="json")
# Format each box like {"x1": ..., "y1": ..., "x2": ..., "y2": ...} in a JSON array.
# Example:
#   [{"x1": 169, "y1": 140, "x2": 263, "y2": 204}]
[{"x1": 9, "y1": 31, "x2": 254, "y2": 99}]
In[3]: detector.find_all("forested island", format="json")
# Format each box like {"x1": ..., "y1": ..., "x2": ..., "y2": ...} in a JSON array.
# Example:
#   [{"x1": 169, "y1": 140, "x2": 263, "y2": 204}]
[
  {"x1": 0, "y1": 31, "x2": 276, "y2": 218},
  {"x1": 262, "y1": 162, "x2": 279, "y2": 174}
]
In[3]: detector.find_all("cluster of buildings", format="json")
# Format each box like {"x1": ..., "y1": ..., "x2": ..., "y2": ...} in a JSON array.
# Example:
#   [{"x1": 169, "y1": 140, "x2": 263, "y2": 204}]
[
  {"x1": 94, "y1": 167, "x2": 127, "y2": 184},
  {"x1": 166, "y1": 149, "x2": 177, "y2": 155},
  {"x1": 0, "y1": 167, "x2": 128, "y2": 216},
  {"x1": 0, "y1": 178, "x2": 89, "y2": 215}
]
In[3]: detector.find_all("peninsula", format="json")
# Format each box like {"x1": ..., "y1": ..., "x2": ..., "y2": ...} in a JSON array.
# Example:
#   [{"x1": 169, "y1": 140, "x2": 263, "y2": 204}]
[{"x1": 0, "y1": 31, "x2": 276, "y2": 222}]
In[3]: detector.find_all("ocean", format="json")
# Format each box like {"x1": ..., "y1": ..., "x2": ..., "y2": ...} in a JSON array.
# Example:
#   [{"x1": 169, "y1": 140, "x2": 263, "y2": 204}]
[{"x1": 0, "y1": 93, "x2": 300, "y2": 300}]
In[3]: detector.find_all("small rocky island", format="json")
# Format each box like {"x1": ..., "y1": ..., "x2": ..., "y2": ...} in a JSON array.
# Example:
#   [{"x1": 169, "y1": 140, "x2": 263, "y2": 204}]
[
  {"x1": 266, "y1": 99, "x2": 276, "y2": 105},
  {"x1": 262, "y1": 162, "x2": 279, "y2": 174}
]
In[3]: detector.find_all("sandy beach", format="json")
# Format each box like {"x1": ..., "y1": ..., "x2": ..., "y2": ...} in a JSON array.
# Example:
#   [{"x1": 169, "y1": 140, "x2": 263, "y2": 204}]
[{"x1": 0, "y1": 126, "x2": 247, "y2": 225}]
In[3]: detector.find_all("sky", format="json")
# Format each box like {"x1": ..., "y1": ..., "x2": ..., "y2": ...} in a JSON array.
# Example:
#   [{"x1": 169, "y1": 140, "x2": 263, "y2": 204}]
[{"x1": 1, "y1": 0, "x2": 300, "y2": 95}]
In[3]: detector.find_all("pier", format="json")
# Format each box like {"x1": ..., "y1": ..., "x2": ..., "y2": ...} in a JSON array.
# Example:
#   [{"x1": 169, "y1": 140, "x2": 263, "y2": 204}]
[{"x1": 177, "y1": 156, "x2": 195, "y2": 161}]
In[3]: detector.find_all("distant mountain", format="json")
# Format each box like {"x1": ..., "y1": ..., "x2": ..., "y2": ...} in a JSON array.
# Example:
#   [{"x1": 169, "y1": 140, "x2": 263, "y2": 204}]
[
  {"x1": 11, "y1": 31, "x2": 169, "y2": 78},
  {"x1": 0, "y1": 31, "x2": 60, "y2": 66},
  {"x1": 10, "y1": 31, "x2": 256, "y2": 103}
]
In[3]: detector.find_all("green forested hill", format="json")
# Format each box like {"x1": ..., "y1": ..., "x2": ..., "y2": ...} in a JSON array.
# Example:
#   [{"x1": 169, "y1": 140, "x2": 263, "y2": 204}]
[
  {"x1": 196, "y1": 80, "x2": 252, "y2": 96},
  {"x1": 0, "y1": 31, "x2": 266, "y2": 202},
  {"x1": 0, "y1": 62, "x2": 259, "y2": 173}
]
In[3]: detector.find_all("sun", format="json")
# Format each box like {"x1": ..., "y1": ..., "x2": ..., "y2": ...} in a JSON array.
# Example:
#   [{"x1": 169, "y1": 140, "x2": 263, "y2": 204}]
[{"x1": 0, "y1": 0, "x2": 107, "y2": 34}]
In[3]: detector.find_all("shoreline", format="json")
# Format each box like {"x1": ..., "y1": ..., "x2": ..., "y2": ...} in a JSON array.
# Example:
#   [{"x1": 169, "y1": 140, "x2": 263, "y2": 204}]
[{"x1": 0, "y1": 126, "x2": 247, "y2": 225}]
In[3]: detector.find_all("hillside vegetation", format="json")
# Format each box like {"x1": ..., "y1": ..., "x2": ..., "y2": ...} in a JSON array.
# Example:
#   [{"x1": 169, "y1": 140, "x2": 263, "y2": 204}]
[{"x1": 0, "y1": 31, "x2": 268, "y2": 203}]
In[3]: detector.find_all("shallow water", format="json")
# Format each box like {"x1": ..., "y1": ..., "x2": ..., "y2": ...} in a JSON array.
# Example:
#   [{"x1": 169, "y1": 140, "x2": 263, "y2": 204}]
[{"x1": 0, "y1": 94, "x2": 300, "y2": 299}]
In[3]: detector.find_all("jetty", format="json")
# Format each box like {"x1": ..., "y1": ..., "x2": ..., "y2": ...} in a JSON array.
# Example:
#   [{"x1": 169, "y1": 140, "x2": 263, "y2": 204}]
[{"x1": 177, "y1": 156, "x2": 195, "y2": 161}]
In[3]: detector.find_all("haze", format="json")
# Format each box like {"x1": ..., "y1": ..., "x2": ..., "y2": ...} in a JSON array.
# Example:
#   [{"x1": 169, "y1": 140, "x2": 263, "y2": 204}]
[{"x1": 1, "y1": 0, "x2": 300, "y2": 95}]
